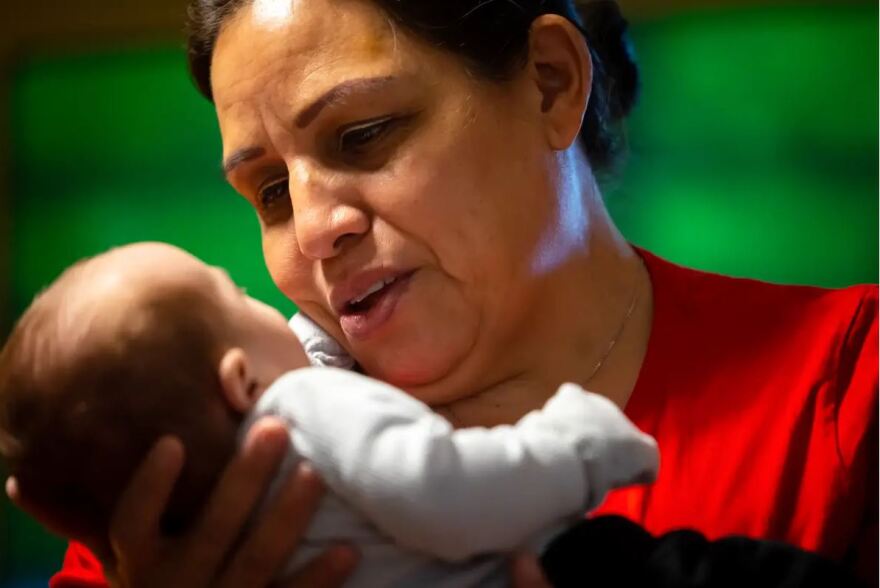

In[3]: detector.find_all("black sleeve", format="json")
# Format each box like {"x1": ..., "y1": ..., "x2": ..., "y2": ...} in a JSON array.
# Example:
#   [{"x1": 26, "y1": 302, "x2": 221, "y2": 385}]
[{"x1": 540, "y1": 515, "x2": 866, "y2": 588}]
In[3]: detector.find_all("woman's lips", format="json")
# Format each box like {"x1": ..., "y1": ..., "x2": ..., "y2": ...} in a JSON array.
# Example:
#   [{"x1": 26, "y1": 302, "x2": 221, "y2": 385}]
[{"x1": 339, "y1": 271, "x2": 414, "y2": 340}]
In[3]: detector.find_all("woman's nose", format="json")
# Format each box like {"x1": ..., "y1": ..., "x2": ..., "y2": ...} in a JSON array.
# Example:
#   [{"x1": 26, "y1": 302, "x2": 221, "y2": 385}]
[{"x1": 289, "y1": 165, "x2": 370, "y2": 260}]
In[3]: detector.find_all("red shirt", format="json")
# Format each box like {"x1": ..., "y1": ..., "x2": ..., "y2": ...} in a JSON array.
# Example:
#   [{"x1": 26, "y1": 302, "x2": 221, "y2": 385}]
[
  {"x1": 50, "y1": 250, "x2": 878, "y2": 587},
  {"x1": 593, "y1": 250, "x2": 878, "y2": 581}
]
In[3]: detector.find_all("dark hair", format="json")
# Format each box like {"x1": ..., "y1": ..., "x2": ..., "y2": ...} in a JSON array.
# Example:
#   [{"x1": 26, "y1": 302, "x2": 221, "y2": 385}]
[
  {"x1": 0, "y1": 259, "x2": 239, "y2": 538},
  {"x1": 186, "y1": 0, "x2": 639, "y2": 174}
]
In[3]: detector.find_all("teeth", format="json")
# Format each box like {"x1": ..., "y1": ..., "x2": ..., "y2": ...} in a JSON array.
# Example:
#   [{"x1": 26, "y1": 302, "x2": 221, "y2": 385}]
[{"x1": 350, "y1": 277, "x2": 396, "y2": 305}]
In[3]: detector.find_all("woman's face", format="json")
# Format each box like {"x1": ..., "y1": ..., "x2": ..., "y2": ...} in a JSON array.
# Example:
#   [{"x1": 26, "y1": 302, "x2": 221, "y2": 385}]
[{"x1": 212, "y1": 0, "x2": 570, "y2": 403}]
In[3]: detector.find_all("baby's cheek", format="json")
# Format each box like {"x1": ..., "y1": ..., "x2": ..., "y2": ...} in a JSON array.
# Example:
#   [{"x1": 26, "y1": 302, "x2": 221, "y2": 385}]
[{"x1": 288, "y1": 340, "x2": 311, "y2": 370}]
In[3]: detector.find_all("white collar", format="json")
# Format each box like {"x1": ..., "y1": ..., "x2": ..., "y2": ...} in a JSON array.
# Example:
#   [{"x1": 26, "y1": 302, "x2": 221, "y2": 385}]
[{"x1": 289, "y1": 312, "x2": 356, "y2": 370}]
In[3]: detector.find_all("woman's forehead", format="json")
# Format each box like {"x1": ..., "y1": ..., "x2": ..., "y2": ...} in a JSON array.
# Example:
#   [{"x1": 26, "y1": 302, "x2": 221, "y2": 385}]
[{"x1": 211, "y1": 0, "x2": 407, "y2": 114}]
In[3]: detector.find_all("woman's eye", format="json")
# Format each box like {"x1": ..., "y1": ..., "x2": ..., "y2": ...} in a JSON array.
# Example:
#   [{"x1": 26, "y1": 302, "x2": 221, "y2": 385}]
[
  {"x1": 258, "y1": 179, "x2": 289, "y2": 209},
  {"x1": 253, "y1": 179, "x2": 292, "y2": 224},
  {"x1": 338, "y1": 116, "x2": 396, "y2": 154}
]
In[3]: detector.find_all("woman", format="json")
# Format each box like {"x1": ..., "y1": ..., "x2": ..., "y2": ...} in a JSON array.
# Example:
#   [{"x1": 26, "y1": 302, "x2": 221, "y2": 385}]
[{"x1": 11, "y1": 0, "x2": 876, "y2": 586}]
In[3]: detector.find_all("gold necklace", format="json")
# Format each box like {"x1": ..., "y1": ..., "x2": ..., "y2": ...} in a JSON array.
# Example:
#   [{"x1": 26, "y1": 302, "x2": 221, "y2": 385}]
[
  {"x1": 583, "y1": 267, "x2": 642, "y2": 385},
  {"x1": 441, "y1": 262, "x2": 644, "y2": 426}
]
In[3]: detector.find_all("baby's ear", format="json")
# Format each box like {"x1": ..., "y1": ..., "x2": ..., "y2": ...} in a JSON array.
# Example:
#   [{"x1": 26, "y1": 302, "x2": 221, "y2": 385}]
[{"x1": 218, "y1": 348, "x2": 258, "y2": 413}]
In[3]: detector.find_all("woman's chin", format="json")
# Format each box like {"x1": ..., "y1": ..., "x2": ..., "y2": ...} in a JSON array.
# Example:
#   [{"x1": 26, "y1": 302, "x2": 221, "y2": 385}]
[
  {"x1": 362, "y1": 351, "x2": 455, "y2": 388},
  {"x1": 356, "y1": 340, "x2": 473, "y2": 403}
]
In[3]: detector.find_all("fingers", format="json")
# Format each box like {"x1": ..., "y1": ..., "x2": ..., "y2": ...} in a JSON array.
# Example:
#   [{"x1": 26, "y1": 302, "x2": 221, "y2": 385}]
[
  {"x1": 218, "y1": 462, "x2": 326, "y2": 587},
  {"x1": 182, "y1": 418, "x2": 291, "y2": 582},
  {"x1": 510, "y1": 552, "x2": 552, "y2": 588},
  {"x1": 277, "y1": 544, "x2": 359, "y2": 588},
  {"x1": 109, "y1": 436, "x2": 184, "y2": 559}
]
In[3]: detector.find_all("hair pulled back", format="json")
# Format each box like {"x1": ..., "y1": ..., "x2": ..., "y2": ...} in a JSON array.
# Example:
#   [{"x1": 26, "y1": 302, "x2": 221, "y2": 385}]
[{"x1": 187, "y1": 0, "x2": 639, "y2": 173}]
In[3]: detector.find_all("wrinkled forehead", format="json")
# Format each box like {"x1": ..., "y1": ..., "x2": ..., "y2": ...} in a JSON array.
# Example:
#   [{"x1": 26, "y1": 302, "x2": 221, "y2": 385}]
[{"x1": 211, "y1": 0, "x2": 403, "y2": 121}]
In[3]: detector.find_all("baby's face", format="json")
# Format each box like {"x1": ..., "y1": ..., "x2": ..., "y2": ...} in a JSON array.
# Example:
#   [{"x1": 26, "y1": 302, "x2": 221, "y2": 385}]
[
  {"x1": 207, "y1": 262, "x2": 311, "y2": 385},
  {"x1": 101, "y1": 243, "x2": 310, "y2": 388}
]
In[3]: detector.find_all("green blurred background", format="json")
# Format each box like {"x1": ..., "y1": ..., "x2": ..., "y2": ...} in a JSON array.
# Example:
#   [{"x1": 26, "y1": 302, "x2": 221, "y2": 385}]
[{"x1": 0, "y1": 1, "x2": 877, "y2": 585}]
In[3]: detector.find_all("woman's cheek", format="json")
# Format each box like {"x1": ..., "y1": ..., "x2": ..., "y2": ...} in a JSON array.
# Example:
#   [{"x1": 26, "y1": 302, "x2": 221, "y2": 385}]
[{"x1": 262, "y1": 231, "x2": 304, "y2": 297}]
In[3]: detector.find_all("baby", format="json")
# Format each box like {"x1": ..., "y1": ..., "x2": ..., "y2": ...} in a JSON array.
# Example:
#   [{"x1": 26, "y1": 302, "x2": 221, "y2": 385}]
[{"x1": 0, "y1": 242, "x2": 659, "y2": 587}]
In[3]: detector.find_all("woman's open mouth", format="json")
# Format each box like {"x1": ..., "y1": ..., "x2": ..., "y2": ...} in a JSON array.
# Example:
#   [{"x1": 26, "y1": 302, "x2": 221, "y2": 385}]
[{"x1": 337, "y1": 271, "x2": 415, "y2": 340}]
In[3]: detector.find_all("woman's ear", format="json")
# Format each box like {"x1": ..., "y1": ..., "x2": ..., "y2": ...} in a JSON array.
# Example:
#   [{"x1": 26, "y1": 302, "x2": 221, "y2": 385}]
[
  {"x1": 218, "y1": 348, "x2": 259, "y2": 413},
  {"x1": 527, "y1": 14, "x2": 592, "y2": 150}
]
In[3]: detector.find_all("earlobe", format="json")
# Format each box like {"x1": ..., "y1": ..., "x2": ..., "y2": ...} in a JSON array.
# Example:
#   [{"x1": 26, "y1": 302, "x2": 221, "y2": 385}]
[
  {"x1": 218, "y1": 348, "x2": 258, "y2": 413},
  {"x1": 529, "y1": 15, "x2": 592, "y2": 150}
]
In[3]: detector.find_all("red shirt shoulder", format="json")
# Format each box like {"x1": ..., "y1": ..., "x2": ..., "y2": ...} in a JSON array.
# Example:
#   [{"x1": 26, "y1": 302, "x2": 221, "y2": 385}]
[{"x1": 595, "y1": 250, "x2": 877, "y2": 569}]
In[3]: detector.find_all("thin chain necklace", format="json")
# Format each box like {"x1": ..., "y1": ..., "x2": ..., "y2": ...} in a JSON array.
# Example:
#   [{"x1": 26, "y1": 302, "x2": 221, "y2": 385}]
[
  {"x1": 583, "y1": 268, "x2": 642, "y2": 386},
  {"x1": 441, "y1": 263, "x2": 644, "y2": 426}
]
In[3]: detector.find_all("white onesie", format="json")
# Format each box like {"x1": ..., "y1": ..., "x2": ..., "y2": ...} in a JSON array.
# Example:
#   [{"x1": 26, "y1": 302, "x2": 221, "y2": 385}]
[{"x1": 239, "y1": 315, "x2": 659, "y2": 587}]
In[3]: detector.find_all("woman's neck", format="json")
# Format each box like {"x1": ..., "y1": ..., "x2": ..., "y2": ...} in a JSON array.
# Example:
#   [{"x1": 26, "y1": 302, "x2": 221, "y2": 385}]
[{"x1": 435, "y1": 194, "x2": 654, "y2": 429}]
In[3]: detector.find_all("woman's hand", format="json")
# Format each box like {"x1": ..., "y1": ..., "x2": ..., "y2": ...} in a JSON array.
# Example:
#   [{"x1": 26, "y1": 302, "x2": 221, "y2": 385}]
[{"x1": 8, "y1": 418, "x2": 359, "y2": 588}]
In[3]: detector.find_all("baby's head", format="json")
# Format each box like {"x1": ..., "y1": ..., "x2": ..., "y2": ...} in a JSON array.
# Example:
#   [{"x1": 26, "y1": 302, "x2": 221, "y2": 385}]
[{"x1": 0, "y1": 242, "x2": 308, "y2": 542}]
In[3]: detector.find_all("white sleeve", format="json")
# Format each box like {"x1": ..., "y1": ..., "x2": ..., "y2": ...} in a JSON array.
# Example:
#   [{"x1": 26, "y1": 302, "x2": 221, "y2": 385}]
[
  {"x1": 255, "y1": 370, "x2": 657, "y2": 562},
  {"x1": 516, "y1": 383, "x2": 659, "y2": 511}
]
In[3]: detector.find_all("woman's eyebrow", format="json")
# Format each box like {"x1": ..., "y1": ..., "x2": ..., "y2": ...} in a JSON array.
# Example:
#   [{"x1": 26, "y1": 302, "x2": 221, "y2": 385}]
[
  {"x1": 221, "y1": 77, "x2": 397, "y2": 177},
  {"x1": 295, "y1": 75, "x2": 397, "y2": 129},
  {"x1": 222, "y1": 146, "x2": 266, "y2": 179}
]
